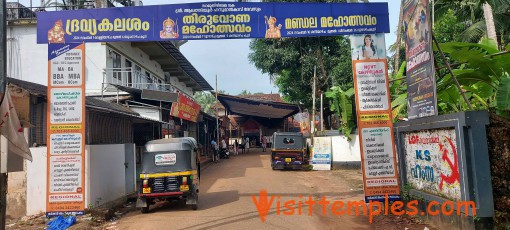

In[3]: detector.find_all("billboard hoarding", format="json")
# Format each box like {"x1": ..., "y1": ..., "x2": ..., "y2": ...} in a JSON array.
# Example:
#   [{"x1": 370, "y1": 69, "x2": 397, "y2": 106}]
[
  {"x1": 46, "y1": 43, "x2": 86, "y2": 217},
  {"x1": 402, "y1": 0, "x2": 437, "y2": 119},
  {"x1": 37, "y1": 2, "x2": 390, "y2": 43}
]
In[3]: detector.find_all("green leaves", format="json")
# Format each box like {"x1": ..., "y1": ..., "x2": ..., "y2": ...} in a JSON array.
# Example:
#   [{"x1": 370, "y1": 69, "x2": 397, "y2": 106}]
[
  {"x1": 325, "y1": 86, "x2": 355, "y2": 141},
  {"x1": 249, "y1": 33, "x2": 353, "y2": 109},
  {"x1": 435, "y1": 38, "x2": 510, "y2": 116},
  {"x1": 496, "y1": 76, "x2": 510, "y2": 116}
]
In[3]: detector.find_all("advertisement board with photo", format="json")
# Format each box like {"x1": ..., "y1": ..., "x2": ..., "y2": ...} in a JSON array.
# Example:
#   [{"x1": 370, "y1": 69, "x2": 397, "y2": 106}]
[{"x1": 350, "y1": 34, "x2": 387, "y2": 60}]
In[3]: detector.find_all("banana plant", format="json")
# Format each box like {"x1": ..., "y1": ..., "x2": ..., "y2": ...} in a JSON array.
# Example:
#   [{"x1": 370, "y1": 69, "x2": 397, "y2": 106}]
[
  {"x1": 325, "y1": 86, "x2": 355, "y2": 141},
  {"x1": 436, "y1": 38, "x2": 510, "y2": 117},
  {"x1": 390, "y1": 61, "x2": 408, "y2": 121}
]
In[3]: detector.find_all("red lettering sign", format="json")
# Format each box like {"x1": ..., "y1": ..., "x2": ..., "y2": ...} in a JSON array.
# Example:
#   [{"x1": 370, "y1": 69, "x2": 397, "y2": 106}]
[{"x1": 170, "y1": 94, "x2": 201, "y2": 123}]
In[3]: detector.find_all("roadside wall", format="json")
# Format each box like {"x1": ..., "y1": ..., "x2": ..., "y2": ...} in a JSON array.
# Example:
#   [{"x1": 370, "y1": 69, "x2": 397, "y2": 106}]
[
  {"x1": 331, "y1": 134, "x2": 361, "y2": 169},
  {"x1": 6, "y1": 170, "x2": 27, "y2": 219},
  {"x1": 26, "y1": 147, "x2": 46, "y2": 216},
  {"x1": 23, "y1": 145, "x2": 135, "y2": 216},
  {"x1": 85, "y1": 144, "x2": 128, "y2": 208}
]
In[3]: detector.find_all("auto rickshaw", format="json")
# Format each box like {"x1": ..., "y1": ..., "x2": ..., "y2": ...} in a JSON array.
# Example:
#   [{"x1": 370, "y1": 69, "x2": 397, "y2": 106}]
[
  {"x1": 136, "y1": 137, "x2": 200, "y2": 213},
  {"x1": 271, "y1": 132, "x2": 305, "y2": 170}
]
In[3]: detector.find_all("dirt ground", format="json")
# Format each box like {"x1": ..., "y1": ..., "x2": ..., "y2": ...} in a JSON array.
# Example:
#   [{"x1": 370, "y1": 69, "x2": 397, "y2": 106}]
[{"x1": 7, "y1": 149, "x2": 437, "y2": 230}]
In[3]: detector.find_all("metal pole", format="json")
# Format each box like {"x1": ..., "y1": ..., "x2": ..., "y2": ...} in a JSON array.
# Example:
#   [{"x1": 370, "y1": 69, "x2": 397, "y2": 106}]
[
  {"x1": 215, "y1": 75, "x2": 219, "y2": 160},
  {"x1": 0, "y1": 0, "x2": 8, "y2": 228},
  {"x1": 320, "y1": 92, "x2": 323, "y2": 131},
  {"x1": 311, "y1": 66, "x2": 316, "y2": 144},
  {"x1": 394, "y1": 1, "x2": 404, "y2": 74}
]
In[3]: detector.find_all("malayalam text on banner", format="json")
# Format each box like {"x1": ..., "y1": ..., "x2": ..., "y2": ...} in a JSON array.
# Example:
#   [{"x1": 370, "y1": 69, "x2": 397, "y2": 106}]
[
  {"x1": 37, "y1": 2, "x2": 389, "y2": 43},
  {"x1": 46, "y1": 43, "x2": 86, "y2": 218}
]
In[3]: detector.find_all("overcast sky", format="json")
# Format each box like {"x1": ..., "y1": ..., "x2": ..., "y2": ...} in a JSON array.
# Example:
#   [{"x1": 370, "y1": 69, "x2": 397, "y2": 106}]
[{"x1": 20, "y1": 0, "x2": 401, "y2": 95}]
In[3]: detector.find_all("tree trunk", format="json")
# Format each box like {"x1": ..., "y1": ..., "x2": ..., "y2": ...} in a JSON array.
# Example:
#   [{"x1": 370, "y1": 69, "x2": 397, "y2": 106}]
[
  {"x1": 394, "y1": 3, "x2": 404, "y2": 74},
  {"x1": 483, "y1": 3, "x2": 499, "y2": 49}
]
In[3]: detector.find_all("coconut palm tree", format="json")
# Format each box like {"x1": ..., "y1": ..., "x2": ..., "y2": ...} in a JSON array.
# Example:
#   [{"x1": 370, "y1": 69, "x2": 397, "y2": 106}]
[{"x1": 434, "y1": 0, "x2": 510, "y2": 50}]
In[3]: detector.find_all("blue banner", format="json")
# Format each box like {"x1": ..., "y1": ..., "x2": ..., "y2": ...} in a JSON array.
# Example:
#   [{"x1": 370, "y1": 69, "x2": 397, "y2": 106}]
[{"x1": 38, "y1": 1, "x2": 389, "y2": 43}]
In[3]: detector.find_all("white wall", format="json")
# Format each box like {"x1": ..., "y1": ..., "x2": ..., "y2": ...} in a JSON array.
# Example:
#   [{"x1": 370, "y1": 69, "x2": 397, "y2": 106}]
[
  {"x1": 170, "y1": 77, "x2": 193, "y2": 96},
  {"x1": 84, "y1": 44, "x2": 108, "y2": 94},
  {"x1": 6, "y1": 25, "x2": 107, "y2": 94},
  {"x1": 108, "y1": 42, "x2": 164, "y2": 79},
  {"x1": 7, "y1": 25, "x2": 195, "y2": 97},
  {"x1": 26, "y1": 147, "x2": 47, "y2": 216},
  {"x1": 26, "y1": 145, "x2": 136, "y2": 215},
  {"x1": 85, "y1": 144, "x2": 126, "y2": 208},
  {"x1": 331, "y1": 134, "x2": 361, "y2": 163},
  {"x1": 7, "y1": 25, "x2": 47, "y2": 85}
]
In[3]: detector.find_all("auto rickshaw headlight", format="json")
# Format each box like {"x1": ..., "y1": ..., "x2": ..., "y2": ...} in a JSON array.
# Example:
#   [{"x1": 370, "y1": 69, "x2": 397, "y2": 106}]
[{"x1": 143, "y1": 179, "x2": 149, "y2": 188}]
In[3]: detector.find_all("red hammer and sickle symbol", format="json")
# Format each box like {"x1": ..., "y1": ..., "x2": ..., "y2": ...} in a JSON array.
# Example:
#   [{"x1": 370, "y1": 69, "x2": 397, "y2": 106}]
[{"x1": 439, "y1": 137, "x2": 460, "y2": 190}]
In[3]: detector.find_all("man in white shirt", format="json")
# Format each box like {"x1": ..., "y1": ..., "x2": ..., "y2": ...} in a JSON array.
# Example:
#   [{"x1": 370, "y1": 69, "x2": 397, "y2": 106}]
[
  {"x1": 221, "y1": 138, "x2": 227, "y2": 150},
  {"x1": 211, "y1": 139, "x2": 218, "y2": 162}
]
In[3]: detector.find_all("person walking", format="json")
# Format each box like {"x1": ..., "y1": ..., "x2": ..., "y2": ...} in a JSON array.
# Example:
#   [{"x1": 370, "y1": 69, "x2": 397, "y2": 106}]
[
  {"x1": 245, "y1": 137, "x2": 250, "y2": 153},
  {"x1": 211, "y1": 139, "x2": 219, "y2": 162},
  {"x1": 240, "y1": 138, "x2": 245, "y2": 153},
  {"x1": 221, "y1": 137, "x2": 227, "y2": 157},
  {"x1": 234, "y1": 139, "x2": 239, "y2": 155},
  {"x1": 261, "y1": 136, "x2": 267, "y2": 152}
]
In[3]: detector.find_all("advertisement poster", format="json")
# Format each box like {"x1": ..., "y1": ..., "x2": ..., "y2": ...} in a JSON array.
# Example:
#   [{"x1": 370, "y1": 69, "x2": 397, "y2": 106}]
[
  {"x1": 349, "y1": 35, "x2": 400, "y2": 202},
  {"x1": 170, "y1": 93, "x2": 201, "y2": 122},
  {"x1": 311, "y1": 136, "x2": 332, "y2": 171},
  {"x1": 402, "y1": 0, "x2": 437, "y2": 119},
  {"x1": 350, "y1": 33, "x2": 386, "y2": 60},
  {"x1": 403, "y1": 128, "x2": 461, "y2": 201},
  {"x1": 46, "y1": 43, "x2": 86, "y2": 217},
  {"x1": 293, "y1": 112, "x2": 311, "y2": 136},
  {"x1": 37, "y1": 2, "x2": 389, "y2": 43}
]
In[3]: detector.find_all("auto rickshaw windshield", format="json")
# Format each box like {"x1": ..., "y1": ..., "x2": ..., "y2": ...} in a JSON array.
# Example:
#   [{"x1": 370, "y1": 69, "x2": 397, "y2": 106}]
[
  {"x1": 273, "y1": 134, "x2": 304, "y2": 150},
  {"x1": 141, "y1": 151, "x2": 193, "y2": 173}
]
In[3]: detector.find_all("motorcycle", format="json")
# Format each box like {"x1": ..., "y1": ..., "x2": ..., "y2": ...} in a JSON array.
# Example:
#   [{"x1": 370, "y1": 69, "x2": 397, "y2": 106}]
[{"x1": 219, "y1": 148, "x2": 230, "y2": 159}]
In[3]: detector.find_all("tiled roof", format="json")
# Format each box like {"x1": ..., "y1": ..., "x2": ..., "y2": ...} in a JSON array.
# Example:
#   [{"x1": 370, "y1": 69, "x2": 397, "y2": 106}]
[
  {"x1": 217, "y1": 93, "x2": 299, "y2": 119},
  {"x1": 239, "y1": 93, "x2": 284, "y2": 103}
]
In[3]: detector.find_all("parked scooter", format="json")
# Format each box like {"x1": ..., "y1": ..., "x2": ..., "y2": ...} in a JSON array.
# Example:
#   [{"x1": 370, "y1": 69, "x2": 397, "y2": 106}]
[{"x1": 219, "y1": 148, "x2": 230, "y2": 159}]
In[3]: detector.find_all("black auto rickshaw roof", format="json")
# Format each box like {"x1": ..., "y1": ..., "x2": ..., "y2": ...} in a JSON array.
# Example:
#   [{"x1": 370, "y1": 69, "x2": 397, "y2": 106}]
[
  {"x1": 145, "y1": 137, "x2": 198, "y2": 153},
  {"x1": 273, "y1": 132, "x2": 304, "y2": 137},
  {"x1": 141, "y1": 137, "x2": 198, "y2": 173}
]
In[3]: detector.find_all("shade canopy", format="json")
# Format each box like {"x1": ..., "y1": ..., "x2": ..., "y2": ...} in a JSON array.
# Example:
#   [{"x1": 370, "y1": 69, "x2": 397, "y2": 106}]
[{"x1": 217, "y1": 94, "x2": 300, "y2": 119}]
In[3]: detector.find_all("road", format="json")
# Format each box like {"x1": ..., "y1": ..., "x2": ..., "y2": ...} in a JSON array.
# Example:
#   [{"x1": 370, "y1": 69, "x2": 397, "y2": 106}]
[{"x1": 113, "y1": 149, "x2": 431, "y2": 230}]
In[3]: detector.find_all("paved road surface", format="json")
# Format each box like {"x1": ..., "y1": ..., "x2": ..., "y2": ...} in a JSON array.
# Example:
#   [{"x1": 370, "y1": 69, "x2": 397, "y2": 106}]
[{"x1": 114, "y1": 149, "x2": 402, "y2": 230}]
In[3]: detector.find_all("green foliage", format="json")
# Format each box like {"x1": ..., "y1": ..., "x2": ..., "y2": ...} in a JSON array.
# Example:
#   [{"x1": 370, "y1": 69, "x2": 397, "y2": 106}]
[
  {"x1": 248, "y1": 0, "x2": 353, "y2": 110},
  {"x1": 249, "y1": 35, "x2": 353, "y2": 109},
  {"x1": 434, "y1": 0, "x2": 510, "y2": 48},
  {"x1": 433, "y1": 10, "x2": 469, "y2": 43},
  {"x1": 239, "y1": 90, "x2": 252, "y2": 96},
  {"x1": 193, "y1": 92, "x2": 217, "y2": 115},
  {"x1": 390, "y1": 62, "x2": 408, "y2": 121},
  {"x1": 496, "y1": 76, "x2": 510, "y2": 114},
  {"x1": 325, "y1": 86, "x2": 355, "y2": 140},
  {"x1": 436, "y1": 38, "x2": 510, "y2": 117}
]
